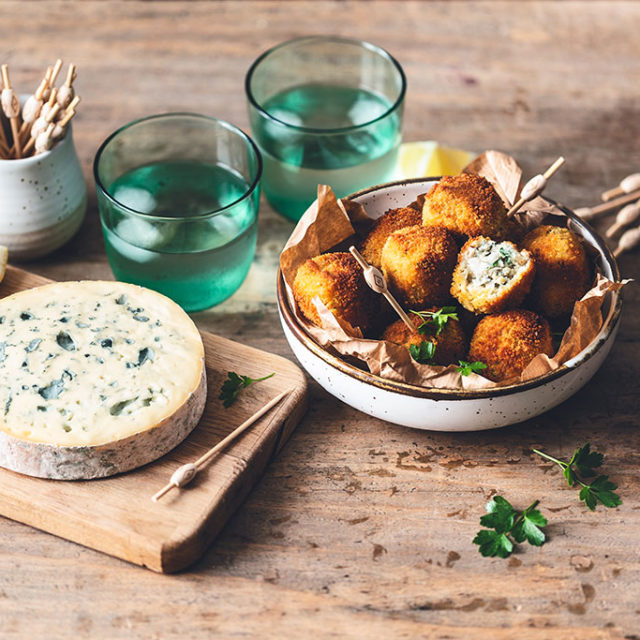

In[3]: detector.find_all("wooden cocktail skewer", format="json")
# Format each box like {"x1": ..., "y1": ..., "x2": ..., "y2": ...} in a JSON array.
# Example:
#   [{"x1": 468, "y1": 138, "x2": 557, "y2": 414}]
[
  {"x1": 602, "y1": 173, "x2": 640, "y2": 202},
  {"x1": 40, "y1": 87, "x2": 58, "y2": 120},
  {"x1": 57, "y1": 64, "x2": 76, "y2": 109},
  {"x1": 1, "y1": 65, "x2": 22, "y2": 158},
  {"x1": 614, "y1": 226, "x2": 640, "y2": 258},
  {"x1": 34, "y1": 122, "x2": 55, "y2": 155},
  {"x1": 574, "y1": 189, "x2": 640, "y2": 221},
  {"x1": 23, "y1": 103, "x2": 60, "y2": 155},
  {"x1": 41, "y1": 66, "x2": 53, "y2": 101},
  {"x1": 17, "y1": 76, "x2": 49, "y2": 145},
  {"x1": 52, "y1": 106, "x2": 77, "y2": 141},
  {"x1": 152, "y1": 390, "x2": 290, "y2": 502},
  {"x1": 349, "y1": 246, "x2": 414, "y2": 331},
  {"x1": 49, "y1": 59, "x2": 63, "y2": 88},
  {"x1": 506, "y1": 156, "x2": 566, "y2": 217},
  {"x1": 606, "y1": 201, "x2": 640, "y2": 238}
]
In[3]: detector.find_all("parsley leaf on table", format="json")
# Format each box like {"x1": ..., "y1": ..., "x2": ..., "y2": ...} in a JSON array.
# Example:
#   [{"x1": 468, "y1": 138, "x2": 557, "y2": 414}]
[
  {"x1": 410, "y1": 307, "x2": 458, "y2": 336},
  {"x1": 409, "y1": 341, "x2": 436, "y2": 364},
  {"x1": 533, "y1": 443, "x2": 621, "y2": 511},
  {"x1": 456, "y1": 360, "x2": 487, "y2": 376},
  {"x1": 219, "y1": 371, "x2": 275, "y2": 408},
  {"x1": 473, "y1": 496, "x2": 547, "y2": 558}
]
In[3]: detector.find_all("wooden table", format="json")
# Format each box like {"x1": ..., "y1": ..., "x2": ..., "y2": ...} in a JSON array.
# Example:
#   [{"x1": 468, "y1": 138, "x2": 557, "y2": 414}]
[{"x1": 1, "y1": 2, "x2": 639, "y2": 637}]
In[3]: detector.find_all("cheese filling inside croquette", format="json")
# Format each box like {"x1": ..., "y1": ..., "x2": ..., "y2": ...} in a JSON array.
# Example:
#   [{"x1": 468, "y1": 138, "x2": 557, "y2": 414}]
[{"x1": 461, "y1": 238, "x2": 531, "y2": 291}]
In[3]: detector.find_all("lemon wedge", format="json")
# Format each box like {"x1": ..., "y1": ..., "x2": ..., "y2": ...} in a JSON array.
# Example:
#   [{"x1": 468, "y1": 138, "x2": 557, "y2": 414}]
[
  {"x1": 396, "y1": 142, "x2": 476, "y2": 179},
  {"x1": 0, "y1": 245, "x2": 7, "y2": 283}
]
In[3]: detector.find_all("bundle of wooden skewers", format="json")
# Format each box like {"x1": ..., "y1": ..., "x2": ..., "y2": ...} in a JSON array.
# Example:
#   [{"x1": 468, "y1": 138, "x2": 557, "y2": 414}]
[
  {"x1": 0, "y1": 59, "x2": 80, "y2": 160},
  {"x1": 575, "y1": 173, "x2": 640, "y2": 258}
]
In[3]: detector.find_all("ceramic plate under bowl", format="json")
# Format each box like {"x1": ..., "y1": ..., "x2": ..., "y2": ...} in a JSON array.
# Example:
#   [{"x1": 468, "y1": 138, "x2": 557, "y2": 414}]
[{"x1": 277, "y1": 178, "x2": 622, "y2": 431}]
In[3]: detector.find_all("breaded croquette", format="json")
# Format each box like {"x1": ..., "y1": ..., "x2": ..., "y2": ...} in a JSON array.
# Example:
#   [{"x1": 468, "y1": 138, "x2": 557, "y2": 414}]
[
  {"x1": 422, "y1": 174, "x2": 515, "y2": 240},
  {"x1": 468, "y1": 309, "x2": 554, "y2": 381},
  {"x1": 451, "y1": 236, "x2": 535, "y2": 314},
  {"x1": 359, "y1": 206, "x2": 422, "y2": 268},
  {"x1": 382, "y1": 308, "x2": 466, "y2": 365},
  {"x1": 520, "y1": 225, "x2": 591, "y2": 318},
  {"x1": 381, "y1": 225, "x2": 458, "y2": 308},
  {"x1": 293, "y1": 252, "x2": 378, "y2": 334}
]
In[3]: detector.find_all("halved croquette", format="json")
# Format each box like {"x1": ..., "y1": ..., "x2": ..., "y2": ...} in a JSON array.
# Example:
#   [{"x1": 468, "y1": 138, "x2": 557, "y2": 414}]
[{"x1": 451, "y1": 236, "x2": 535, "y2": 314}]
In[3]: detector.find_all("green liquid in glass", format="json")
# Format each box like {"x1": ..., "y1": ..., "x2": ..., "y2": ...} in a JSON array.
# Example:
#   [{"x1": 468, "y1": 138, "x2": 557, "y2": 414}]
[
  {"x1": 102, "y1": 161, "x2": 257, "y2": 312},
  {"x1": 254, "y1": 84, "x2": 401, "y2": 220}
]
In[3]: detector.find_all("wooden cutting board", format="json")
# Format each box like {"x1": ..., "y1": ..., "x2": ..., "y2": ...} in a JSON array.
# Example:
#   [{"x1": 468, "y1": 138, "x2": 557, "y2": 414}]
[{"x1": 0, "y1": 266, "x2": 308, "y2": 573}]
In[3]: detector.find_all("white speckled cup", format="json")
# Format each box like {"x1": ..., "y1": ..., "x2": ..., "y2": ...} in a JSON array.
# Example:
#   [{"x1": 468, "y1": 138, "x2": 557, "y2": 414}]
[{"x1": 0, "y1": 125, "x2": 87, "y2": 260}]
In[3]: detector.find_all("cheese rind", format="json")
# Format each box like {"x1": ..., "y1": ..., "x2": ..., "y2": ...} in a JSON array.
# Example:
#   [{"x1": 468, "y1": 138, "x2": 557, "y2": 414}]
[{"x1": 0, "y1": 281, "x2": 206, "y2": 479}]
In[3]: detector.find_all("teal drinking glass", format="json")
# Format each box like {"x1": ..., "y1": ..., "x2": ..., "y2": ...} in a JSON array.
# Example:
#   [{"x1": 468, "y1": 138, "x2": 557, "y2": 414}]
[
  {"x1": 246, "y1": 36, "x2": 406, "y2": 222},
  {"x1": 94, "y1": 114, "x2": 262, "y2": 312}
]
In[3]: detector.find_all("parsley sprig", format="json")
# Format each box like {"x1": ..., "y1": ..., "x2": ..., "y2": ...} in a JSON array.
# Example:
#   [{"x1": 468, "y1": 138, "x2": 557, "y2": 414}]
[
  {"x1": 219, "y1": 371, "x2": 275, "y2": 408},
  {"x1": 409, "y1": 341, "x2": 435, "y2": 364},
  {"x1": 456, "y1": 360, "x2": 487, "y2": 376},
  {"x1": 473, "y1": 496, "x2": 547, "y2": 558},
  {"x1": 532, "y1": 443, "x2": 622, "y2": 511},
  {"x1": 410, "y1": 307, "x2": 458, "y2": 336}
]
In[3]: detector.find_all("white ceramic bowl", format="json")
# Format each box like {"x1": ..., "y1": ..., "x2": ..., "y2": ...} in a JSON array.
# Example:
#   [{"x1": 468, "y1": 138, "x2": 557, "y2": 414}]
[
  {"x1": 277, "y1": 178, "x2": 622, "y2": 431},
  {"x1": 0, "y1": 125, "x2": 87, "y2": 260}
]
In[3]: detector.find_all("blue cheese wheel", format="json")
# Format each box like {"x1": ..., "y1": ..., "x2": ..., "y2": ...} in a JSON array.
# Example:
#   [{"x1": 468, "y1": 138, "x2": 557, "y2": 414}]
[{"x1": 0, "y1": 281, "x2": 206, "y2": 479}]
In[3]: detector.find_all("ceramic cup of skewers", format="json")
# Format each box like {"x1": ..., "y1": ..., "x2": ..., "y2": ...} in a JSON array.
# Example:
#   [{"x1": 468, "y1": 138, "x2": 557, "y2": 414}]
[{"x1": 0, "y1": 61, "x2": 86, "y2": 260}]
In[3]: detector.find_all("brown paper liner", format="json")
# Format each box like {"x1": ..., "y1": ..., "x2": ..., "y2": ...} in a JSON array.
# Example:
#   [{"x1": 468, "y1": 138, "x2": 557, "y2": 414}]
[{"x1": 280, "y1": 155, "x2": 628, "y2": 391}]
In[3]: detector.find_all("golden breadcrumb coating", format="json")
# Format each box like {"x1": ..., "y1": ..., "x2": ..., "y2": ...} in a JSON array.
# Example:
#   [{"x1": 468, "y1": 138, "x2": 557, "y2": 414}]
[
  {"x1": 382, "y1": 310, "x2": 466, "y2": 366},
  {"x1": 292, "y1": 252, "x2": 378, "y2": 334},
  {"x1": 359, "y1": 207, "x2": 422, "y2": 268},
  {"x1": 381, "y1": 225, "x2": 458, "y2": 308},
  {"x1": 520, "y1": 225, "x2": 591, "y2": 318},
  {"x1": 451, "y1": 237, "x2": 535, "y2": 314},
  {"x1": 422, "y1": 174, "x2": 515, "y2": 240},
  {"x1": 468, "y1": 309, "x2": 554, "y2": 382}
]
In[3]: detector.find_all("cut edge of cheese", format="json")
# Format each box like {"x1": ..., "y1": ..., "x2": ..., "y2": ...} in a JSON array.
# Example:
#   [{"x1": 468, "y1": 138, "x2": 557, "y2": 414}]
[{"x1": 0, "y1": 370, "x2": 206, "y2": 480}]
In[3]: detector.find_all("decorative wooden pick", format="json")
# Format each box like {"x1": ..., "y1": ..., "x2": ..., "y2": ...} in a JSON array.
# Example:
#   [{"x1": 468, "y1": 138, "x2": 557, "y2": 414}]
[
  {"x1": 574, "y1": 189, "x2": 640, "y2": 221},
  {"x1": 41, "y1": 66, "x2": 53, "y2": 101},
  {"x1": 23, "y1": 103, "x2": 61, "y2": 155},
  {"x1": 152, "y1": 390, "x2": 290, "y2": 502},
  {"x1": 349, "y1": 245, "x2": 414, "y2": 332},
  {"x1": 41, "y1": 87, "x2": 58, "y2": 120},
  {"x1": 614, "y1": 226, "x2": 640, "y2": 258},
  {"x1": 34, "y1": 122, "x2": 55, "y2": 155},
  {"x1": 17, "y1": 76, "x2": 49, "y2": 143},
  {"x1": 602, "y1": 173, "x2": 640, "y2": 202},
  {"x1": 506, "y1": 156, "x2": 565, "y2": 217},
  {"x1": 52, "y1": 108, "x2": 76, "y2": 141},
  {"x1": 49, "y1": 59, "x2": 63, "y2": 87},
  {"x1": 1, "y1": 65, "x2": 22, "y2": 158},
  {"x1": 57, "y1": 63, "x2": 76, "y2": 109},
  {"x1": 606, "y1": 201, "x2": 640, "y2": 238}
]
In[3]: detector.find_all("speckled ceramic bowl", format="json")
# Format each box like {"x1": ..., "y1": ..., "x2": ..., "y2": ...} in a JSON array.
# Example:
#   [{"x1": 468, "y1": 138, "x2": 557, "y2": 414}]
[{"x1": 277, "y1": 178, "x2": 622, "y2": 431}]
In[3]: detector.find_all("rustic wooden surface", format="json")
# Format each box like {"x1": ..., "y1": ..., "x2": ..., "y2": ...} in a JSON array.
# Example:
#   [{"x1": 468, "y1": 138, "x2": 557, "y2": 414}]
[
  {"x1": 0, "y1": 267, "x2": 307, "y2": 574},
  {"x1": 1, "y1": 1, "x2": 639, "y2": 637}
]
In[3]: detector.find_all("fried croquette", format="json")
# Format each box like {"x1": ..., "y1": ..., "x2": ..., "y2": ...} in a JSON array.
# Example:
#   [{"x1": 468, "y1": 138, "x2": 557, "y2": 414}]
[
  {"x1": 520, "y1": 225, "x2": 591, "y2": 318},
  {"x1": 381, "y1": 225, "x2": 458, "y2": 308},
  {"x1": 382, "y1": 309, "x2": 466, "y2": 366},
  {"x1": 451, "y1": 237, "x2": 535, "y2": 314},
  {"x1": 468, "y1": 309, "x2": 554, "y2": 381},
  {"x1": 422, "y1": 174, "x2": 515, "y2": 240},
  {"x1": 359, "y1": 207, "x2": 422, "y2": 268},
  {"x1": 292, "y1": 252, "x2": 378, "y2": 334}
]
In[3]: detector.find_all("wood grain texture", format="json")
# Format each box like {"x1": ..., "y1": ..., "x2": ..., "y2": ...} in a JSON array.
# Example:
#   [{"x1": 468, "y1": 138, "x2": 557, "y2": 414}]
[{"x1": 0, "y1": 1, "x2": 639, "y2": 638}]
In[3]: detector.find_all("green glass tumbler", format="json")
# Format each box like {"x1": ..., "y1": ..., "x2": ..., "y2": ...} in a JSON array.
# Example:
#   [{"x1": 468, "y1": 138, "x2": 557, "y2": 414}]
[
  {"x1": 246, "y1": 36, "x2": 406, "y2": 221},
  {"x1": 94, "y1": 114, "x2": 262, "y2": 312}
]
